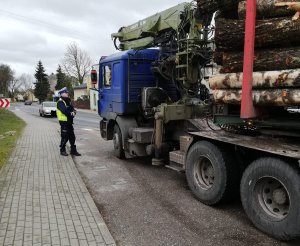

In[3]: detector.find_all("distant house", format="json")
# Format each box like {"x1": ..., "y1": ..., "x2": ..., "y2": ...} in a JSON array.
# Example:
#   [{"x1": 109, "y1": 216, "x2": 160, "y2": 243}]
[
  {"x1": 25, "y1": 90, "x2": 38, "y2": 102},
  {"x1": 73, "y1": 73, "x2": 99, "y2": 111},
  {"x1": 16, "y1": 94, "x2": 24, "y2": 101},
  {"x1": 73, "y1": 83, "x2": 90, "y2": 109},
  {"x1": 87, "y1": 73, "x2": 99, "y2": 111},
  {"x1": 74, "y1": 83, "x2": 88, "y2": 100}
]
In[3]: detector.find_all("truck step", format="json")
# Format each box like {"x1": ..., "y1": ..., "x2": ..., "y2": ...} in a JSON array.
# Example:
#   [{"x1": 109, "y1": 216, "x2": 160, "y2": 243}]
[
  {"x1": 165, "y1": 151, "x2": 185, "y2": 173},
  {"x1": 165, "y1": 164, "x2": 184, "y2": 172},
  {"x1": 169, "y1": 150, "x2": 185, "y2": 170},
  {"x1": 179, "y1": 135, "x2": 192, "y2": 152}
]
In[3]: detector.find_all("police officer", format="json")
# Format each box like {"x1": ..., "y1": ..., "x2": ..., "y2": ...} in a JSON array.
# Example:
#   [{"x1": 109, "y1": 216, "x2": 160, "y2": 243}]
[{"x1": 56, "y1": 87, "x2": 81, "y2": 156}]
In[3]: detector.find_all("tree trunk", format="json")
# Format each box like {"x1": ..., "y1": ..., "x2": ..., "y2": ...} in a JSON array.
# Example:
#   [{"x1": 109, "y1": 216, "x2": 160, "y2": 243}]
[
  {"x1": 196, "y1": 0, "x2": 241, "y2": 19},
  {"x1": 238, "y1": 0, "x2": 295, "y2": 19},
  {"x1": 214, "y1": 47, "x2": 300, "y2": 73},
  {"x1": 196, "y1": 0, "x2": 240, "y2": 13},
  {"x1": 209, "y1": 69, "x2": 300, "y2": 89},
  {"x1": 213, "y1": 50, "x2": 223, "y2": 65},
  {"x1": 215, "y1": 17, "x2": 300, "y2": 51},
  {"x1": 212, "y1": 89, "x2": 300, "y2": 106}
]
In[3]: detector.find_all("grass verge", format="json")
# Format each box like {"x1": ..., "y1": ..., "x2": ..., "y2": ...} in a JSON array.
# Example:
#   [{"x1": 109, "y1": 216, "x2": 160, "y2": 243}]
[{"x1": 0, "y1": 108, "x2": 26, "y2": 168}]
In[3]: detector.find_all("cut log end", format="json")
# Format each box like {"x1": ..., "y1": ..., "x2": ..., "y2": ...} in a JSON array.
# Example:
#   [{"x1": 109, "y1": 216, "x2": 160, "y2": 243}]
[
  {"x1": 212, "y1": 89, "x2": 300, "y2": 106},
  {"x1": 209, "y1": 69, "x2": 300, "y2": 89}
]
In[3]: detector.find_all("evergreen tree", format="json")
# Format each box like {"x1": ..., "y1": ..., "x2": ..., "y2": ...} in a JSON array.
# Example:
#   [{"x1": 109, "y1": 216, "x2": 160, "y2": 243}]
[
  {"x1": 34, "y1": 60, "x2": 50, "y2": 102},
  {"x1": 55, "y1": 65, "x2": 66, "y2": 90},
  {"x1": 64, "y1": 75, "x2": 74, "y2": 98},
  {"x1": 55, "y1": 65, "x2": 74, "y2": 99}
]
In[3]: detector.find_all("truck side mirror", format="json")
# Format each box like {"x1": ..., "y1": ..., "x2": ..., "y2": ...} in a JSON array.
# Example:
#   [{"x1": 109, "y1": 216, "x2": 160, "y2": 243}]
[{"x1": 91, "y1": 70, "x2": 98, "y2": 85}]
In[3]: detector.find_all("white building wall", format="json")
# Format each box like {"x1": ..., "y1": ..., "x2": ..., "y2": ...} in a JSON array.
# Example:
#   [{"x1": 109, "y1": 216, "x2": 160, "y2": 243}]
[
  {"x1": 74, "y1": 89, "x2": 88, "y2": 100},
  {"x1": 90, "y1": 90, "x2": 98, "y2": 111}
]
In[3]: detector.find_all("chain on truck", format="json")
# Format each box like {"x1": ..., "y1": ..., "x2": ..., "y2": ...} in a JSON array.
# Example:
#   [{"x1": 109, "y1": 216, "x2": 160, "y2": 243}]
[{"x1": 90, "y1": 0, "x2": 300, "y2": 240}]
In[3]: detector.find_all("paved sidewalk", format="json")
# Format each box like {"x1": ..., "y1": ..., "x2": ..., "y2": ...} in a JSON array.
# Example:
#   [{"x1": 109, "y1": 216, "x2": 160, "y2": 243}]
[{"x1": 0, "y1": 110, "x2": 116, "y2": 246}]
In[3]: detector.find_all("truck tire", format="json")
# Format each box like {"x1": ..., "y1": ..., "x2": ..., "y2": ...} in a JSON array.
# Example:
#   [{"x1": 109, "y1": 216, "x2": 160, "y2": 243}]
[
  {"x1": 240, "y1": 158, "x2": 300, "y2": 241},
  {"x1": 186, "y1": 141, "x2": 239, "y2": 205},
  {"x1": 113, "y1": 124, "x2": 125, "y2": 159}
]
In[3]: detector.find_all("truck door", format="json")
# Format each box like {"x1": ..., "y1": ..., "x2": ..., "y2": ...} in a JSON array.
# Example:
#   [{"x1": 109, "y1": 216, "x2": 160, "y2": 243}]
[{"x1": 99, "y1": 64, "x2": 112, "y2": 118}]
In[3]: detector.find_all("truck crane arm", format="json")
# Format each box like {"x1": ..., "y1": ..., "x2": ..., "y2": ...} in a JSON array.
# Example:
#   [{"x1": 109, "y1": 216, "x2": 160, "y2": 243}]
[
  {"x1": 111, "y1": 2, "x2": 213, "y2": 51},
  {"x1": 111, "y1": 1, "x2": 214, "y2": 101}
]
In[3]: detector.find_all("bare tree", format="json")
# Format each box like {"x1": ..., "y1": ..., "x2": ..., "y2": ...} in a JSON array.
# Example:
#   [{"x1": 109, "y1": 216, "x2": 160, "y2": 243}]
[
  {"x1": 62, "y1": 42, "x2": 92, "y2": 85},
  {"x1": 18, "y1": 73, "x2": 34, "y2": 91},
  {"x1": 9, "y1": 78, "x2": 21, "y2": 98}
]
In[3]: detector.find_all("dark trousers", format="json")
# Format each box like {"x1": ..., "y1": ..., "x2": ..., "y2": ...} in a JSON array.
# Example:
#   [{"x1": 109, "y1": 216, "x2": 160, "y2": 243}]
[{"x1": 60, "y1": 123, "x2": 75, "y2": 150}]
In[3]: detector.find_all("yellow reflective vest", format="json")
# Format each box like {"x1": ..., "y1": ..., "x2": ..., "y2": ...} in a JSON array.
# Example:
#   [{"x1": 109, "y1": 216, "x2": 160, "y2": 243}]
[{"x1": 56, "y1": 99, "x2": 68, "y2": 122}]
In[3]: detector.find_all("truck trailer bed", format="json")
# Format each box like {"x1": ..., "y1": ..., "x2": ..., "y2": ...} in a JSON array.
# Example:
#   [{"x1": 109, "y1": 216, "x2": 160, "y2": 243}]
[
  {"x1": 189, "y1": 119, "x2": 300, "y2": 160},
  {"x1": 190, "y1": 129, "x2": 300, "y2": 159}
]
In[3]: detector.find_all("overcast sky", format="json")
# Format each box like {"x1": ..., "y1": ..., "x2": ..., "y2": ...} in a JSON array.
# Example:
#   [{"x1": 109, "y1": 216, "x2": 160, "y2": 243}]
[{"x1": 0, "y1": 0, "x2": 188, "y2": 78}]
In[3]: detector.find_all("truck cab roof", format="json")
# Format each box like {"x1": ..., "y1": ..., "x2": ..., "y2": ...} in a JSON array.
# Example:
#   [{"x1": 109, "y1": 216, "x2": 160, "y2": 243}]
[{"x1": 100, "y1": 49, "x2": 159, "y2": 64}]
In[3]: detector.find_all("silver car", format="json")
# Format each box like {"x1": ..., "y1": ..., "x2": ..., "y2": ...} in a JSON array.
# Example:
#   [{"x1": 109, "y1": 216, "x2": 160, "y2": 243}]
[{"x1": 39, "y1": 101, "x2": 57, "y2": 117}]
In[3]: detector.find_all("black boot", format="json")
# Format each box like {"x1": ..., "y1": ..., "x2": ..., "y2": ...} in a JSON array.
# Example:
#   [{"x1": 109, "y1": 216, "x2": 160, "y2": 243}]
[
  {"x1": 60, "y1": 147, "x2": 68, "y2": 156},
  {"x1": 71, "y1": 145, "x2": 81, "y2": 156}
]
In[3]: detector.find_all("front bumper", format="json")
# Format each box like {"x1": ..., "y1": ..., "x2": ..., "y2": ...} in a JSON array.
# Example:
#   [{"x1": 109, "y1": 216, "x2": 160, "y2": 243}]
[{"x1": 44, "y1": 111, "x2": 56, "y2": 116}]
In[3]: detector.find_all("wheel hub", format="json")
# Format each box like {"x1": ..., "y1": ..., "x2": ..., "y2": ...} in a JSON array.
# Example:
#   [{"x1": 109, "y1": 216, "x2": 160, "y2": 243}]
[
  {"x1": 273, "y1": 188, "x2": 288, "y2": 205},
  {"x1": 255, "y1": 177, "x2": 290, "y2": 220},
  {"x1": 194, "y1": 157, "x2": 215, "y2": 190}
]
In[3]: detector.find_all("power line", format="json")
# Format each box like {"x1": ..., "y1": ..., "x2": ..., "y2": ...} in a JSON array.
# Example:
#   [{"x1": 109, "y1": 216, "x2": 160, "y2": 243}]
[{"x1": 0, "y1": 8, "x2": 87, "y2": 40}]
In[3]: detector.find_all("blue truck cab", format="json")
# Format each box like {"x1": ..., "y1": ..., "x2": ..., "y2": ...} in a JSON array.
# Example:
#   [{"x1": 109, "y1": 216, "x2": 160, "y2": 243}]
[
  {"x1": 98, "y1": 49, "x2": 159, "y2": 119},
  {"x1": 97, "y1": 48, "x2": 179, "y2": 159}
]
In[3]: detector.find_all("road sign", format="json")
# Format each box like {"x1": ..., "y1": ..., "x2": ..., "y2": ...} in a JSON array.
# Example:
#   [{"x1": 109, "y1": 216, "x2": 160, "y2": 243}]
[{"x1": 0, "y1": 98, "x2": 10, "y2": 108}]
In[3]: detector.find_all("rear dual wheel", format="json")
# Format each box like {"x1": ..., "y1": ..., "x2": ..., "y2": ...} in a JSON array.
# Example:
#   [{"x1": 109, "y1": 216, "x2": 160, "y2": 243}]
[
  {"x1": 241, "y1": 158, "x2": 300, "y2": 241},
  {"x1": 186, "y1": 141, "x2": 239, "y2": 205}
]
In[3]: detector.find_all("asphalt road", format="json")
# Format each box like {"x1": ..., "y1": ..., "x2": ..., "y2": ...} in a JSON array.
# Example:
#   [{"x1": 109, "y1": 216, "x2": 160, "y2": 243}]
[
  {"x1": 10, "y1": 103, "x2": 300, "y2": 246},
  {"x1": 10, "y1": 102, "x2": 99, "y2": 130}
]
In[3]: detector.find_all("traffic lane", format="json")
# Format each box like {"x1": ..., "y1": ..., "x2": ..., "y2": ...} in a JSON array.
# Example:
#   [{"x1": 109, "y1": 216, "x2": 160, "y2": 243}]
[
  {"x1": 73, "y1": 111, "x2": 99, "y2": 130},
  {"x1": 11, "y1": 102, "x2": 40, "y2": 115},
  {"x1": 73, "y1": 129, "x2": 299, "y2": 246},
  {"x1": 10, "y1": 103, "x2": 100, "y2": 129}
]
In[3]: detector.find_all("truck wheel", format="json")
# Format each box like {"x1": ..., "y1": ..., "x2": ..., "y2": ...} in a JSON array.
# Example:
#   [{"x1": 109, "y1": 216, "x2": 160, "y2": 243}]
[
  {"x1": 240, "y1": 158, "x2": 300, "y2": 241},
  {"x1": 113, "y1": 124, "x2": 125, "y2": 159},
  {"x1": 186, "y1": 141, "x2": 238, "y2": 205}
]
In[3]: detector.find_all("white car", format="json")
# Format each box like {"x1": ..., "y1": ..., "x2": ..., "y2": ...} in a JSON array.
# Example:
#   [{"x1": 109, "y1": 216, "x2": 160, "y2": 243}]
[{"x1": 39, "y1": 101, "x2": 57, "y2": 117}]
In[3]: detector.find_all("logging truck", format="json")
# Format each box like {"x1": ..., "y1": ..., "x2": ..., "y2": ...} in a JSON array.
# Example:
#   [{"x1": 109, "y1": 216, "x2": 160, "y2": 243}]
[{"x1": 91, "y1": 0, "x2": 300, "y2": 240}]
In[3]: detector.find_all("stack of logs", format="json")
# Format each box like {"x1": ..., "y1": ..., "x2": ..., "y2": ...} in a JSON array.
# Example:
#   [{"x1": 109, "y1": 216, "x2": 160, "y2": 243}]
[{"x1": 206, "y1": 0, "x2": 300, "y2": 106}]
